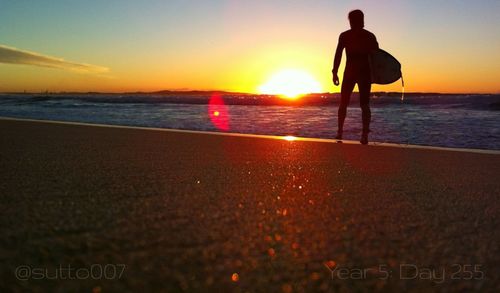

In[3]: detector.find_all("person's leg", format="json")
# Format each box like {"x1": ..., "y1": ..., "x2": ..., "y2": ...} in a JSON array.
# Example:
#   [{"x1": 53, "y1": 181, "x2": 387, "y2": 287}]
[
  {"x1": 358, "y1": 79, "x2": 371, "y2": 144},
  {"x1": 337, "y1": 78, "x2": 356, "y2": 139}
]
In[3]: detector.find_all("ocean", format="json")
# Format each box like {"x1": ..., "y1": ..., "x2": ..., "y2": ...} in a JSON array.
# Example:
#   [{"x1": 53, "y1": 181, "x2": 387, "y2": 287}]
[{"x1": 1, "y1": 93, "x2": 499, "y2": 150}]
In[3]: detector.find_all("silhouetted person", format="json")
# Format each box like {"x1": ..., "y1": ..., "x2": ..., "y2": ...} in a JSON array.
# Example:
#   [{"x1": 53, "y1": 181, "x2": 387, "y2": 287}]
[{"x1": 332, "y1": 9, "x2": 378, "y2": 144}]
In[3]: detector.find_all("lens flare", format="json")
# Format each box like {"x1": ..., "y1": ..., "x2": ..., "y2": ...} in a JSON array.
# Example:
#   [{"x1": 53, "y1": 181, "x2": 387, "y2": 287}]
[{"x1": 208, "y1": 94, "x2": 229, "y2": 131}]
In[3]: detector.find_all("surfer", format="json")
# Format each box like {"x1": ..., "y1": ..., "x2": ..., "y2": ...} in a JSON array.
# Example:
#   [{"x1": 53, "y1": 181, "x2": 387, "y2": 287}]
[{"x1": 332, "y1": 9, "x2": 379, "y2": 144}]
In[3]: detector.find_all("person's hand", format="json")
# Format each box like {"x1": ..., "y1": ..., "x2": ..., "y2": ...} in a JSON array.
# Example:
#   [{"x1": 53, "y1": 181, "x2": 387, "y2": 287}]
[{"x1": 332, "y1": 73, "x2": 339, "y2": 86}]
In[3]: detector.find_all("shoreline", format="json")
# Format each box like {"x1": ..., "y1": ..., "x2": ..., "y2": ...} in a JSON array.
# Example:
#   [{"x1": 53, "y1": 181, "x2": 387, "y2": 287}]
[{"x1": 1, "y1": 116, "x2": 499, "y2": 155}]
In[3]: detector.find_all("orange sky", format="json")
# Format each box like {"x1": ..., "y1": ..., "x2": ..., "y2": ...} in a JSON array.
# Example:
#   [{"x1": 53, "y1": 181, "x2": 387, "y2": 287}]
[{"x1": 1, "y1": 0, "x2": 499, "y2": 94}]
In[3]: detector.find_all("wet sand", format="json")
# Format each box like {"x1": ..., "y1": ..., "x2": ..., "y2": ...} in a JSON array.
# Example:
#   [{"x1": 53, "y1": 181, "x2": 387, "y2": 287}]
[{"x1": 0, "y1": 118, "x2": 499, "y2": 292}]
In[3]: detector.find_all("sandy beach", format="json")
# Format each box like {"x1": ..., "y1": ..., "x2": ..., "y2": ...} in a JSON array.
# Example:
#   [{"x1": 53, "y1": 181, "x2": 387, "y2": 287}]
[{"x1": 0, "y1": 118, "x2": 499, "y2": 292}]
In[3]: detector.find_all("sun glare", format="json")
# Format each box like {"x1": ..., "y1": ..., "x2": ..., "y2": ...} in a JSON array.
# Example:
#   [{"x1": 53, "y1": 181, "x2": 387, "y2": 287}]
[{"x1": 258, "y1": 69, "x2": 322, "y2": 99}]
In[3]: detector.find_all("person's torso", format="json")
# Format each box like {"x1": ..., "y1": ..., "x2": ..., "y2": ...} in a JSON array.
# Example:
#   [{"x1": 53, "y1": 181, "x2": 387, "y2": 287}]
[{"x1": 342, "y1": 29, "x2": 376, "y2": 78}]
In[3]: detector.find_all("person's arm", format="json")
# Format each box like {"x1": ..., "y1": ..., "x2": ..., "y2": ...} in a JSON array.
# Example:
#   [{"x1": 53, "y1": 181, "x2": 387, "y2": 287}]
[
  {"x1": 332, "y1": 34, "x2": 344, "y2": 75},
  {"x1": 372, "y1": 33, "x2": 379, "y2": 51},
  {"x1": 332, "y1": 34, "x2": 344, "y2": 85}
]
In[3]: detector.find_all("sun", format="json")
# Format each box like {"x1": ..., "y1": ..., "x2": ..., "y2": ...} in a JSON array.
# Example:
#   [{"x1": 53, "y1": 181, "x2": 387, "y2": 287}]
[{"x1": 258, "y1": 69, "x2": 322, "y2": 99}]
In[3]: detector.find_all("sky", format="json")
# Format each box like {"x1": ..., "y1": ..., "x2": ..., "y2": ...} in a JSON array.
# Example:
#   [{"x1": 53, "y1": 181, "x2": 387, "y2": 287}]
[{"x1": 0, "y1": 0, "x2": 499, "y2": 94}]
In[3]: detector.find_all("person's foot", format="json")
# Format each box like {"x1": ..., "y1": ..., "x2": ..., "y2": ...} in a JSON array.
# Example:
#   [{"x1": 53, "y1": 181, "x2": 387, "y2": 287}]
[
  {"x1": 335, "y1": 130, "x2": 343, "y2": 140},
  {"x1": 360, "y1": 132, "x2": 369, "y2": 145}
]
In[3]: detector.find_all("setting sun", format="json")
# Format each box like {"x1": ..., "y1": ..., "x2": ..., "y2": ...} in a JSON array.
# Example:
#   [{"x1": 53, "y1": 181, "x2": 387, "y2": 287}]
[{"x1": 258, "y1": 69, "x2": 322, "y2": 99}]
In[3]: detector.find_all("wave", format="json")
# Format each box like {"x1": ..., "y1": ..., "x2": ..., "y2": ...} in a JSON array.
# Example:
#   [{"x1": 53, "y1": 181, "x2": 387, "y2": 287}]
[{"x1": 0, "y1": 93, "x2": 499, "y2": 110}]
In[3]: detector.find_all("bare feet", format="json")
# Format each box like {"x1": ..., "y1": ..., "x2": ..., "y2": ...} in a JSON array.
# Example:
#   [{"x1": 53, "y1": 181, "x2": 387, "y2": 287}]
[{"x1": 360, "y1": 132, "x2": 368, "y2": 145}]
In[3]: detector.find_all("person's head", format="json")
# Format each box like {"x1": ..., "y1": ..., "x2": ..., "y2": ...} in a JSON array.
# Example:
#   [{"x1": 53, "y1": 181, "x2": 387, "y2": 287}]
[{"x1": 348, "y1": 9, "x2": 364, "y2": 29}]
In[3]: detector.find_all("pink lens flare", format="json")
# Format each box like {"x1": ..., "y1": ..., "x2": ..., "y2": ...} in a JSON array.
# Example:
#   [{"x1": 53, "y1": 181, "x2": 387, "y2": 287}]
[{"x1": 208, "y1": 94, "x2": 230, "y2": 131}]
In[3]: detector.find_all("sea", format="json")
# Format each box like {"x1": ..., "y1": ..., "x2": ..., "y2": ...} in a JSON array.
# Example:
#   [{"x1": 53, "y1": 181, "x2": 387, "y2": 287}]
[{"x1": 1, "y1": 93, "x2": 499, "y2": 150}]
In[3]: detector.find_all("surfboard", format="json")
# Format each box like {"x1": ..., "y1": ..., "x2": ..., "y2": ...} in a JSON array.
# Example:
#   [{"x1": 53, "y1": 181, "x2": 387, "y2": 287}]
[{"x1": 369, "y1": 49, "x2": 402, "y2": 85}]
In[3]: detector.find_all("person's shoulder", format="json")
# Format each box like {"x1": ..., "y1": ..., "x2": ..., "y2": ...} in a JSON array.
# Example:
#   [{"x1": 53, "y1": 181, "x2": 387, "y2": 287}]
[
  {"x1": 339, "y1": 30, "x2": 351, "y2": 40},
  {"x1": 363, "y1": 29, "x2": 377, "y2": 38}
]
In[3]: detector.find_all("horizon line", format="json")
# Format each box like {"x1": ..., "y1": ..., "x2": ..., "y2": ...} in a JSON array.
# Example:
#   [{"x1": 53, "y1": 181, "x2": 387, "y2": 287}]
[{"x1": 1, "y1": 89, "x2": 498, "y2": 96}]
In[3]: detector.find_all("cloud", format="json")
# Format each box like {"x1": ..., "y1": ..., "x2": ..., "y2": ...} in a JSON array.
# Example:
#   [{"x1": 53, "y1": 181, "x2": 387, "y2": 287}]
[{"x1": 0, "y1": 44, "x2": 109, "y2": 73}]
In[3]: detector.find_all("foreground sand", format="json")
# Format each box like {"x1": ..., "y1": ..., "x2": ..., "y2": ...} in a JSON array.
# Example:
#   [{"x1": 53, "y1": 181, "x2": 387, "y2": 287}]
[{"x1": 0, "y1": 118, "x2": 499, "y2": 292}]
